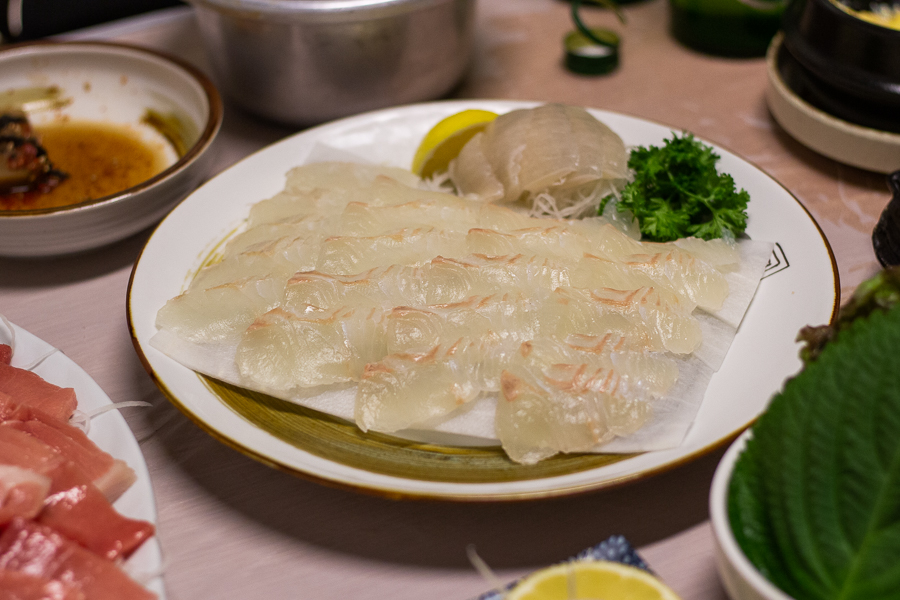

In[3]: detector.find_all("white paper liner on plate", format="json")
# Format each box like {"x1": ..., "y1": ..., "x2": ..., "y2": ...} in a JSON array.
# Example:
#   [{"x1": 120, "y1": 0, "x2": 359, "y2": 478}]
[{"x1": 150, "y1": 237, "x2": 773, "y2": 453}]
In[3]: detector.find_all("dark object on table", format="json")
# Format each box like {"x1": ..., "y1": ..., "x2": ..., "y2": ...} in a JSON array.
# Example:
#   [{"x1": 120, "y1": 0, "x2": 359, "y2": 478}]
[
  {"x1": 781, "y1": 0, "x2": 900, "y2": 121},
  {"x1": 472, "y1": 535, "x2": 650, "y2": 600},
  {"x1": 669, "y1": 0, "x2": 785, "y2": 57},
  {"x1": 776, "y1": 40, "x2": 900, "y2": 134},
  {"x1": 0, "y1": 0, "x2": 184, "y2": 41},
  {"x1": 798, "y1": 258, "x2": 900, "y2": 363},
  {"x1": 565, "y1": 0, "x2": 622, "y2": 76},
  {"x1": 873, "y1": 171, "x2": 900, "y2": 267},
  {"x1": 0, "y1": 112, "x2": 66, "y2": 195}
]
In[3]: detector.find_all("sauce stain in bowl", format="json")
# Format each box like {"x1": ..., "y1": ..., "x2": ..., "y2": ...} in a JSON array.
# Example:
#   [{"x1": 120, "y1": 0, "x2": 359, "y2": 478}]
[{"x1": 0, "y1": 119, "x2": 174, "y2": 211}]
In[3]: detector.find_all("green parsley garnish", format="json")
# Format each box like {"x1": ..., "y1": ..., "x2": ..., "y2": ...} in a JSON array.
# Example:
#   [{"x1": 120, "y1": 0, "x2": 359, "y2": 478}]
[{"x1": 601, "y1": 132, "x2": 749, "y2": 242}]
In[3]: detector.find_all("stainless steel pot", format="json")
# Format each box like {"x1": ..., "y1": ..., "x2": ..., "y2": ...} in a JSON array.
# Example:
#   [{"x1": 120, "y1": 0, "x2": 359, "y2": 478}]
[{"x1": 190, "y1": 0, "x2": 476, "y2": 125}]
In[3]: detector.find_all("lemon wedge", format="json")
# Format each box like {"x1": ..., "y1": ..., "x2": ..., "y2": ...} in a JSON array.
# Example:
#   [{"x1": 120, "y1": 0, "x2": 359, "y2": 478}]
[
  {"x1": 505, "y1": 561, "x2": 681, "y2": 600},
  {"x1": 411, "y1": 109, "x2": 498, "y2": 178}
]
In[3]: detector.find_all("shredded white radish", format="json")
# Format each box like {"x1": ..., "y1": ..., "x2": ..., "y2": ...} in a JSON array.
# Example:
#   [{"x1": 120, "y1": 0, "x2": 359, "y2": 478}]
[
  {"x1": 69, "y1": 402, "x2": 153, "y2": 435},
  {"x1": 466, "y1": 544, "x2": 507, "y2": 598}
]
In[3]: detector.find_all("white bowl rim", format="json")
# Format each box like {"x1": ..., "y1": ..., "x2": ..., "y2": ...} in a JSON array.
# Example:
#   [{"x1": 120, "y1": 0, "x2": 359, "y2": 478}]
[
  {"x1": 709, "y1": 429, "x2": 795, "y2": 600},
  {"x1": 0, "y1": 40, "x2": 223, "y2": 220}
]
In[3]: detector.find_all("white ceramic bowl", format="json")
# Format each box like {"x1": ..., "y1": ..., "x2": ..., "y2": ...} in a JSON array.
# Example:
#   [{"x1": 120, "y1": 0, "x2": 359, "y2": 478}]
[
  {"x1": 0, "y1": 41, "x2": 223, "y2": 257},
  {"x1": 709, "y1": 430, "x2": 793, "y2": 600}
]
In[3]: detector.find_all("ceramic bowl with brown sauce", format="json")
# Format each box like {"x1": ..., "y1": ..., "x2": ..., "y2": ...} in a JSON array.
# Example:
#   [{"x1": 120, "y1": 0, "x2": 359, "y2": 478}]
[{"x1": 0, "y1": 41, "x2": 222, "y2": 257}]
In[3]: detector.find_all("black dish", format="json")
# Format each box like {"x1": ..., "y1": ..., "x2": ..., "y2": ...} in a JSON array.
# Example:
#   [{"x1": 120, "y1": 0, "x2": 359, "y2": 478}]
[
  {"x1": 777, "y1": 40, "x2": 900, "y2": 133},
  {"x1": 873, "y1": 171, "x2": 900, "y2": 267},
  {"x1": 782, "y1": 0, "x2": 900, "y2": 109}
]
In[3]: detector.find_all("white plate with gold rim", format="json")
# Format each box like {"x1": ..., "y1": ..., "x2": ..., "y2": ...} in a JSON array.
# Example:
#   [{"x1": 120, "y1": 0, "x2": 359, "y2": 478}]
[
  {"x1": 127, "y1": 100, "x2": 838, "y2": 501},
  {"x1": 1, "y1": 320, "x2": 164, "y2": 596}
]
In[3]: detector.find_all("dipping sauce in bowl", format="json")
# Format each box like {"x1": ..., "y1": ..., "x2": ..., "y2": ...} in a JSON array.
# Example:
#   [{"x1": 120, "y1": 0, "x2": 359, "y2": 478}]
[
  {"x1": 0, "y1": 41, "x2": 222, "y2": 257},
  {"x1": 0, "y1": 118, "x2": 176, "y2": 211}
]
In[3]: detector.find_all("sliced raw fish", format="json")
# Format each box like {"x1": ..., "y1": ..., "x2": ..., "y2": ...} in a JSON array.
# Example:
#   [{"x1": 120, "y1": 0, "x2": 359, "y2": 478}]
[
  {"x1": 316, "y1": 227, "x2": 468, "y2": 275},
  {"x1": 156, "y1": 276, "x2": 284, "y2": 345},
  {"x1": 495, "y1": 338, "x2": 676, "y2": 464},
  {"x1": 0, "y1": 426, "x2": 63, "y2": 475},
  {"x1": 450, "y1": 104, "x2": 629, "y2": 217},
  {"x1": 0, "y1": 519, "x2": 154, "y2": 600},
  {"x1": 150, "y1": 160, "x2": 771, "y2": 463},
  {"x1": 624, "y1": 248, "x2": 729, "y2": 312},
  {"x1": 0, "y1": 364, "x2": 76, "y2": 423},
  {"x1": 0, "y1": 569, "x2": 85, "y2": 600},
  {"x1": 36, "y1": 460, "x2": 154, "y2": 561},
  {"x1": 1, "y1": 401, "x2": 135, "y2": 503},
  {"x1": 0, "y1": 465, "x2": 50, "y2": 526}
]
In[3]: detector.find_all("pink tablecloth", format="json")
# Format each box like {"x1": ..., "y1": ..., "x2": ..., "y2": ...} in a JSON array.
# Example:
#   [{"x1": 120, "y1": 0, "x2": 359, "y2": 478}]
[{"x1": 0, "y1": 2, "x2": 890, "y2": 598}]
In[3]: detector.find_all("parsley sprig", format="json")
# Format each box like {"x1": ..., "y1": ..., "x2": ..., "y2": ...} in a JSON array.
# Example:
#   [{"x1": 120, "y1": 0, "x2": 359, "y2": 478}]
[{"x1": 602, "y1": 132, "x2": 749, "y2": 242}]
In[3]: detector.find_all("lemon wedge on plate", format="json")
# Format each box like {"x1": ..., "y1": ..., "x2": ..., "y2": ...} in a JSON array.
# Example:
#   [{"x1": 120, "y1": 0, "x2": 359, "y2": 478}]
[
  {"x1": 505, "y1": 561, "x2": 681, "y2": 600},
  {"x1": 411, "y1": 109, "x2": 498, "y2": 178}
]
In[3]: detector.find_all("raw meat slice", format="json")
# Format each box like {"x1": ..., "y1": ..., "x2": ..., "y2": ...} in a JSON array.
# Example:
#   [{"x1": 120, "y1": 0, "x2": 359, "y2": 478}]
[
  {"x1": 0, "y1": 364, "x2": 76, "y2": 423},
  {"x1": 36, "y1": 461, "x2": 154, "y2": 561},
  {"x1": 0, "y1": 398, "x2": 135, "y2": 502},
  {"x1": 0, "y1": 465, "x2": 51, "y2": 526},
  {"x1": 0, "y1": 519, "x2": 154, "y2": 600},
  {"x1": 0, "y1": 569, "x2": 85, "y2": 600}
]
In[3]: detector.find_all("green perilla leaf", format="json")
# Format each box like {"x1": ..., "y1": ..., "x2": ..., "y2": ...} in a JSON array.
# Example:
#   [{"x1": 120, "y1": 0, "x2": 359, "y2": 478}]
[{"x1": 729, "y1": 301, "x2": 900, "y2": 599}]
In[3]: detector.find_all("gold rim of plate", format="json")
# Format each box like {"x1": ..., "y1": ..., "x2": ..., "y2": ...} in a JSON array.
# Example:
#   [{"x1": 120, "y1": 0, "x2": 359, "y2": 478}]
[
  {"x1": 127, "y1": 101, "x2": 842, "y2": 501},
  {"x1": 202, "y1": 376, "x2": 636, "y2": 484}
]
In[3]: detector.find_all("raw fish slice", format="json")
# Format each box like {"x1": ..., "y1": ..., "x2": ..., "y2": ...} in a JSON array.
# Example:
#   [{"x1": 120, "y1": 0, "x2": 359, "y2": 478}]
[
  {"x1": 156, "y1": 276, "x2": 284, "y2": 344},
  {"x1": 673, "y1": 236, "x2": 741, "y2": 270},
  {"x1": 0, "y1": 465, "x2": 50, "y2": 526},
  {"x1": 0, "y1": 345, "x2": 10, "y2": 365},
  {"x1": 476, "y1": 203, "x2": 546, "y2": 231},
  {"x1": 223, "y1": 215, "x2": 328, "y2": 257},
  {"x1": 383, "y1": 306, "x2": 495, "y2": 355},
  {"x1": 246, "y1": 190, "x2": 323, "y2": 227},
  {"x1": 249, "y1": 165, "x2": 423, "y2": 226},
  {"x1": 393, "y1": 259, "x2": 479, "y2": 305},
  {"x1": 466, "y1": 227, "x2": 587, "y2": 263},
  {"x1": 624, "y1": 248, "x2": 729, "y2": 312},
  {"x1": 286, "y1": 255, "x2": 567, "y2": 315},
  {"x1": 235, "y1": 307, "x2": 386, "y2": 392},
  {"x1": 0, "y1": 426, "x2": 64, "y2": 475},
  {"x1": 0, "y1": 569, "x2": 85, "y2": 600},
  {"x1": 339, "y1": 197, "x2": 480, "y2": 237},
  {"x1": 443, "y1": 254, "x2": 571, "y2": 294},
  {"x1": 448, "y1": 132, "x2": 504, "y2": 202},
  {"x1": 450, "y1": 104, "x2": 628, "y2": 212},
  {"x1": 0, "y1": 365, "x2": 76, "y2": 423},
  {"x1": 36, "y1": 461, "x2": 154, "y2": 561},
  {"x1": 189, "y1": 235, "x2": 320, "y2": 292},
  {"x1": 283, "y1": 270, "x2": 386, "y2": 312},
  {"x1": 571, "y1": 254, "x2": 693, "y2": 311},
  {"x1": 496, "y1": 366, "x2": 650, "y2": 464},
  {"x1": 546, "y1": 287, "x2": 700, "y2": 354},
  {"x1": 495, "y1": 339, "x2": 675, "y2": 464},
  {"x1": 316, "y1": 228, "x2": 468, "y2": 275},
  {"x1": 356, "y1": 338, "x2": 519, "y2": 433},
  {"x1": 0, "y1": 519, "x2": 155, "y2": 600},
  {"x1": 1, "y1": 402, "x2": 136, "y2": 503},
  {"x1": 284, "y1": 260, "x2": 477, "y2": 312},
  {"x1": 283, "y1": 161, "x2": 420, "y2": 195}
]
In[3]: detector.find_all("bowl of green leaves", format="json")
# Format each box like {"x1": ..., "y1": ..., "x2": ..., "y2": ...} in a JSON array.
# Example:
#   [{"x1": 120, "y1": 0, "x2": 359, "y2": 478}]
[{"x1": 709, "y1": 266, "x2": 900, "y2": 600}]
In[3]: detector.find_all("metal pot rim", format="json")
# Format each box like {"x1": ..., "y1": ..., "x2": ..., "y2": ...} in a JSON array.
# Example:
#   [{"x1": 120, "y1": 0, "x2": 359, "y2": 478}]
[{"x1": 189, "y1": 0, "x2": 451, "y2": 19}]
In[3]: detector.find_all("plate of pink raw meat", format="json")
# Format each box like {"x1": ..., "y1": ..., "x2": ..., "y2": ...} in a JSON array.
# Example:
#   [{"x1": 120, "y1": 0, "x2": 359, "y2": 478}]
[{"x1": 0, "y1": 318, "x2": 164, "y2": 599}]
